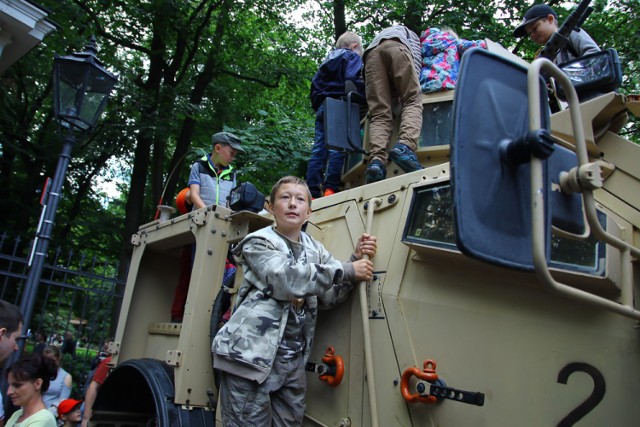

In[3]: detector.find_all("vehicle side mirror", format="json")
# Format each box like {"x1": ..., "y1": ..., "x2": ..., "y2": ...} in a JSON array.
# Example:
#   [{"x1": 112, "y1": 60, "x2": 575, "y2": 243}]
[{"x1": 451, "y1": 49, "x2": 553, "y2": 271}]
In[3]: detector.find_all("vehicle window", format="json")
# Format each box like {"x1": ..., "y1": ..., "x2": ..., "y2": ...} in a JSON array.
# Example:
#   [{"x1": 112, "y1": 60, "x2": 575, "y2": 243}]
[
  {"x1": 403, "y1": 183, "x2": 606, "y2": 276},
  {"x1": 420, "y1": 101, "x2": 453, "y2": 147},
  {"x1": 404, "y1": 184, "x2": 455, "y2": 249},
  {"x1": 549, "y1": 220, "x2": 606, "y2": 275}
]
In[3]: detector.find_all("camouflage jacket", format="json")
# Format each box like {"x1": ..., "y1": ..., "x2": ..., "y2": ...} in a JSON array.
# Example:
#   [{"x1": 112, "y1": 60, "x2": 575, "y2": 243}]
[{"x1": 212, "y1": 225, "x2": 357, "y2": 384}]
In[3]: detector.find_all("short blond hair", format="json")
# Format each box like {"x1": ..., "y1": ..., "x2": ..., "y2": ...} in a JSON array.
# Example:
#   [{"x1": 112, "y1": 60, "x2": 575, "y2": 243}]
[
  {"x1": 336, "y1": 31, "x2": 362, "y2": 50},
  {"x1": 269, "y1": 176, "x2": 312, "y2": 206},
  {"x1": 336, "y1": 31, "x2": 362, "y2": 49}
]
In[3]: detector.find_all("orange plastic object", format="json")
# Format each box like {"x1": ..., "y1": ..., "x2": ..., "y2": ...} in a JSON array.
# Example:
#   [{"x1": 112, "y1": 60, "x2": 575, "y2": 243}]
[
  {"x1": 401, "y1": 359, "x2": 439, "y2": 404},
  {"x1": 176, "y1": 188, "x2": 191, "y2": 214},
  {"x1": 319, "y1": 346, "x2": 344, "y2": 387}
]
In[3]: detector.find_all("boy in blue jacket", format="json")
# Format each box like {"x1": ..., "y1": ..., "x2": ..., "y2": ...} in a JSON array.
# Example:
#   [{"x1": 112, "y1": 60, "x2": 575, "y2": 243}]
[{"x1": 307, "y1": 31, "x2": 365, "y2": 198}]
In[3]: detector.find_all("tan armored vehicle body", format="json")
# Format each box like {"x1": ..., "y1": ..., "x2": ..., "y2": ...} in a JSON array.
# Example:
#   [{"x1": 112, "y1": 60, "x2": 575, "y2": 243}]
[{"x1": 92, "y1": 41, "x2": 640, "y2": 426}]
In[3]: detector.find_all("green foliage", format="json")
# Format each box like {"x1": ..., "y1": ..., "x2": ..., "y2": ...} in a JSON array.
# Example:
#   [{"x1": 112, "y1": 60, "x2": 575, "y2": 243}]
[
  {"x1": 225, "y1": 105, "x2": 314, "y2": 196},
  {"x1": 0, "y1": 0, "x2": 638, "y2": 272}
]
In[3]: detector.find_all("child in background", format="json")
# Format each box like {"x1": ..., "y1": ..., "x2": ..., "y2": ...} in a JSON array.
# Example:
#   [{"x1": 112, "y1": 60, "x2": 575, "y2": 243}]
[
  {"x1": 362, "y1": 25, "x2": 424, "y2": 183},
  {"x1": 420, "y1": 27, "x2": 486, "y2": 93},
  {"x1": 170, "y1": 131, "x2": 245, "y2": 322},
  {"x1": 213, "y1": 176, "x2": 377, "y2": 426},
  {"x1": 188, "y1": 131, "x2": 244, "y2": 210},
  {"x1": 512, "y1": 4, "x2": 599, "y2": 64},
  {"x1": 57, "y1": 399, "x2": 82, "y2": 427},
  {"x1": 307, "y1": 31, "x2": 365, "y2": 198}
]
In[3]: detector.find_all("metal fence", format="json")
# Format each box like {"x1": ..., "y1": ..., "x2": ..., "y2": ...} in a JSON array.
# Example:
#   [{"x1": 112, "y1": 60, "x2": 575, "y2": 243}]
[{"x1": 0, "y1": 231, "x2": 126, "y2": 357}]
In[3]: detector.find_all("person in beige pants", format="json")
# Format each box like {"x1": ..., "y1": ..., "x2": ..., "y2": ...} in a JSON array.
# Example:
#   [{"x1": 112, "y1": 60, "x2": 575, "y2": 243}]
[{"x1": 363, "y1": 25, "x2": 423, "y2": 183}]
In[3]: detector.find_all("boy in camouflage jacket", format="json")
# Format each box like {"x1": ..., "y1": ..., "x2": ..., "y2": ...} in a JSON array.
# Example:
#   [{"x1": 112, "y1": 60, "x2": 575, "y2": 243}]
[{"x1": 212, "y1": 176, "x2": 377, "y2": 426}]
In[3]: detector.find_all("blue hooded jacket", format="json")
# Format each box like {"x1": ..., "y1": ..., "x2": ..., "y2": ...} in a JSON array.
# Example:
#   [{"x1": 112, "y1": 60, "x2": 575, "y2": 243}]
[{"x1": 310, "y1": 48, "x2": 365, "y2": 111}]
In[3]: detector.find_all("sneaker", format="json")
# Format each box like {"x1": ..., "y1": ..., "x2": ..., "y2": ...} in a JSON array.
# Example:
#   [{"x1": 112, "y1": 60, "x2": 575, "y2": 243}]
[
  {"x1": 365, "y1": 159, "x2": 387, "y2": 183},
  {"x1": 323, "y1": 188, "x2": 336, "y2": 197},
  {"x1": 389, "y1": 143, "x2": 423, "y2": 173},
  {"x1": 309, "y1": 188, "x2": 322, "y2": 199}
]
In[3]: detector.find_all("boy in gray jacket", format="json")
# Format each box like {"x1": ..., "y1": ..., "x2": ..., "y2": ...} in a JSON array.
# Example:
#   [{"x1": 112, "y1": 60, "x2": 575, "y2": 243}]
[
  {"x1": 513, "y1": 4, "x2": 600, "y2": 64},
  {"x1": 212, "y1": 176, "x2": 377, "y2": 426}
]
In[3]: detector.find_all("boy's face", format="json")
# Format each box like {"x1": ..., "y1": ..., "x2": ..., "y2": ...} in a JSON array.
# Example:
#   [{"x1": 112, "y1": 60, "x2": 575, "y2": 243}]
[
  {"x1": 61, "y1": 406, "x2": 82, "y2": 423},
  {"x1": 525, "y1": 14, "x2": 557, "y2": 45},
  {"x1": 269, "y1": 183, "x2": 311, "y2": 235},
  {"x1": 213, "y1": 143, "x2": 238, "y2": 167}
]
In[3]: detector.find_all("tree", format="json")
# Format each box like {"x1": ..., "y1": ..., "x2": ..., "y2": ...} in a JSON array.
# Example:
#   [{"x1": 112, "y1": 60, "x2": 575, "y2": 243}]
[
  {"x1": 0, "y1": 0, "x2": 637, "y2": 273},
  {"x1": 1, "y1": 0, "x2": 322, "y2": 265}
]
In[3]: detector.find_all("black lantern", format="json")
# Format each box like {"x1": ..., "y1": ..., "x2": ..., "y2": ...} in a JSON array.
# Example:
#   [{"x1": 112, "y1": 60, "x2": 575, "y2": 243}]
[
  {"x1": 52, "y1": 36, "x2": 118, "y2": 131},
  {"x1": 16, "y1": 38, "x2": 117, "y2": 356}
]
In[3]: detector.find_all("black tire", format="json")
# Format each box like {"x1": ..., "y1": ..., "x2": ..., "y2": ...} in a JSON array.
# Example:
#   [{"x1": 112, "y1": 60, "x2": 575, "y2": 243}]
[{"x1": 93, "y1": 358, "x2": 216, "y2": 427}]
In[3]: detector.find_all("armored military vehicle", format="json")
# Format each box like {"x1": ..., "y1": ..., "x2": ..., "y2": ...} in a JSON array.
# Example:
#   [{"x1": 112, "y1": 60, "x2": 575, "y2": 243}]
[{"x1": 89, "y1": 33, "x2": 640, "y2": 427}]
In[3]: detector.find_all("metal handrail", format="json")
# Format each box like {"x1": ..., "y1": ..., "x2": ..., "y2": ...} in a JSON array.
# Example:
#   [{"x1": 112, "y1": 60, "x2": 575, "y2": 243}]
[
  {"x1": 528, "y1": 58, "x2": 640, "y2": 320},
  {"x1": 359, "y1": 198, "x2": 381, "y2": 427}
]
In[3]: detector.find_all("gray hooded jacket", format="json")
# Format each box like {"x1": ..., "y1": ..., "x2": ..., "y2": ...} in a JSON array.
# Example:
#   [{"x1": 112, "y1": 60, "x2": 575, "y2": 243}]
[{"x1": 212, "y1": 225, "x2": 357, "y2": 383}]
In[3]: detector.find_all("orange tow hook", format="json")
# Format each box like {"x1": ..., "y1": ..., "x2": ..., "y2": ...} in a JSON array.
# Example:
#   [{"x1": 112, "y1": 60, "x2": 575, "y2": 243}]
[
  {"x1": 401, "y1": 359, "x2": 439, "y2": 404},
  {"x1": 319, "y1": 346, "x2": 344, "y2": 387}
]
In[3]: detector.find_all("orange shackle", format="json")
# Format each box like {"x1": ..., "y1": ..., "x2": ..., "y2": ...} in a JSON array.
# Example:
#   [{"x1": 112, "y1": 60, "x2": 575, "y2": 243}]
[
  {"x1": 319, "y1": 346, "x2": 344, "y2": 387},
  {"x1": 401, "y1": 359, "x2": 439, "y2": 404}
]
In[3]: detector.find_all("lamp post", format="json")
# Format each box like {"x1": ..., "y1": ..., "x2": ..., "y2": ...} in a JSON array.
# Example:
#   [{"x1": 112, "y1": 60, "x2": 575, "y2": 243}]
[{"x1": 19, "y1": 37, "x2": 118, "y2": 348}]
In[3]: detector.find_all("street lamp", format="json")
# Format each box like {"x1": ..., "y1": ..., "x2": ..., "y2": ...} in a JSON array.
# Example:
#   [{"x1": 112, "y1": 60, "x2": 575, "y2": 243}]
[
  {"x1": 52, "y1": 36, "x2": 118, "y2": 131},
  {"x1": 19, "y1": 37, "x2": 118, "y2": 349}
]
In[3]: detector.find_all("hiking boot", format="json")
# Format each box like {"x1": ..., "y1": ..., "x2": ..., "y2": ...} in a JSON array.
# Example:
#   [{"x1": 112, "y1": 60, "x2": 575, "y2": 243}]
[
  {"x1": 389, "y1": 143, "x2": 423, "y2": 173},
  {"x1": 323, "y1": 188, "x2": 336, "y2": 197},
  {"x1": 365, "y1": 159, "x2": 387, "y2": 183}
]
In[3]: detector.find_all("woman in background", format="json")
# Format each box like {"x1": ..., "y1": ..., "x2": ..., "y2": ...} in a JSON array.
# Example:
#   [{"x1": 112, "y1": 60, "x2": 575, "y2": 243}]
[
  {"x1": 42, "y1": 345, "x2": 73, "y2": 417},
  {"x1": 42, "y1": 346, "x2": 72, "y2": 420}
]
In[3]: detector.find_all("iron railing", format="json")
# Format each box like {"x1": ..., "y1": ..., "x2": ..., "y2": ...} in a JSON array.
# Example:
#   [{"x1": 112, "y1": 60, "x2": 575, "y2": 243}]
[{"x1": 0, "y1": 231, "x2": 126, "y2": 357}]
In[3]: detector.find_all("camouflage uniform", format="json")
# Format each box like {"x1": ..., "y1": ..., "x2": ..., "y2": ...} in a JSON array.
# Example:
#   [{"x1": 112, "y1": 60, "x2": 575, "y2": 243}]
[{"x1": 212, "y1": 225, "x2": 358, "y2": 425}]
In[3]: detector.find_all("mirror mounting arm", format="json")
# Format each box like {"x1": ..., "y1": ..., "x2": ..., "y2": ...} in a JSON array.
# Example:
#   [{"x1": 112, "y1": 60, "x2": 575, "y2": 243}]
[{"x1": 499, "y1": 129, "x2": 555, "y2": 166}]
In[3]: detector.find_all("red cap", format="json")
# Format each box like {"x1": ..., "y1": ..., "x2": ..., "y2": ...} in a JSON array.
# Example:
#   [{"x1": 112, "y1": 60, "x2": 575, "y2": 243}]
[{"x1": 57, "y1": 399, "x2": 82, "y2": 416}]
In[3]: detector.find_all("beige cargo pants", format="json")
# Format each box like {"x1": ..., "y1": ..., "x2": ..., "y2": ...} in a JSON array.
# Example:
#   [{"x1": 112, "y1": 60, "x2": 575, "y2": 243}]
[{"x1": 364, "y1": 39, "x2": 423, "y2": 164}]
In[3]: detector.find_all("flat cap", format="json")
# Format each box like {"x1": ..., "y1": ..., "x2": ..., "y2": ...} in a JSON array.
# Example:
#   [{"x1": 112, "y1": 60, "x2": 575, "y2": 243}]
[{"x1": 212, "y1": 131, "x2": 245, "y2": 152}]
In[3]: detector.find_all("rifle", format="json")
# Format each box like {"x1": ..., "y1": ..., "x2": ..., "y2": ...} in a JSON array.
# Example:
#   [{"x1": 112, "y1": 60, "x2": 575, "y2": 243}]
[{"x1": 539, "y1": 0, "x2": 593, "y2": 61}]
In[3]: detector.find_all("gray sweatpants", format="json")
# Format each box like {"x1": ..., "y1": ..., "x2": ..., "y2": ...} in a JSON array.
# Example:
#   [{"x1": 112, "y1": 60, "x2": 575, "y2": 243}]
[{"x1": 220, "y1": 353, "x2": 306, "y2": 426}]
